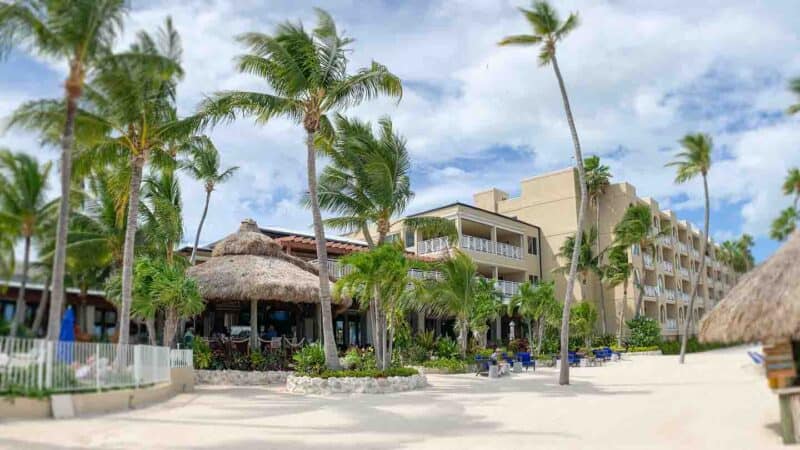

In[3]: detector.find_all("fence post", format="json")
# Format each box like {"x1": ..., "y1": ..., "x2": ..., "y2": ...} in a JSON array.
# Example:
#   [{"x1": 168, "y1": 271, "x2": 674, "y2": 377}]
[
  {"x1": 134, "y1": 345, "x2": 141, "y2": 389},
  {"x1": 95, "y1": 343, "x2": 101, "y2": 392},
  {"x1": 36, "y1": 339, "x2": 44, "y2": 391},
  {"x1": 45, "y1": 340, "x2": 53, "y2": 390}
]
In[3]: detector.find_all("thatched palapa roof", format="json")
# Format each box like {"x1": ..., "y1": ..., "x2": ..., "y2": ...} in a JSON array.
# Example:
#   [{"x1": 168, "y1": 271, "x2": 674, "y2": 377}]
[
  {"x1": 699, "y1": 230, "x2": 800, "y2": 344},
  {"x1": 187, "y1": 219, "x2": 350, "y2": 307}
]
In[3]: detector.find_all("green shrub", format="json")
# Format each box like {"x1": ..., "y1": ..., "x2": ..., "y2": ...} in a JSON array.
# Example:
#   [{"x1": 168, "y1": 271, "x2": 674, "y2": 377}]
[
  {"x1": 415, "y1": 330, "x2": 436, "y2": 352},
  {"x1": 192, "y1": 339, "x2": 212, "y2": 370},
  {"x1": 594, "y1": 333, "x2": 616, "y2": 347},
  {"x1": 627, "y1": 345, "x2": 660, "y2": 352},
  {"x1": 292, "y1": 343, "x2": 327, "y2": 376},
  {"x1": 508, "y1": 338, "x2": 529, "y2": 353},
  {"x1": 421, "y1": 358, "x2": 468, "y2": 374},
  {"x1": 314, "y1": 367, "x2": 419, "y2": 379},
  {"x1": 401, "y1": 344, "x2": 429, "y2": 364},
  {"x1": 435, "y1": 337, "x2": 459, "y2": 359},
  {"x1": 0, "y1": 317, "x2": 9, "y2": 336},
  {"x1": 626, "y1": 317, "x2": 661, "y2": 347}
]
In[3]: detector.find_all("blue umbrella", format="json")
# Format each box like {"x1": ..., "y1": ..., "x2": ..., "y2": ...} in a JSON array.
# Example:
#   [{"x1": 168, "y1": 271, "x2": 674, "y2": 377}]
[{"x1": 58, "y1": 307, "x2": 76, "y2": 362}]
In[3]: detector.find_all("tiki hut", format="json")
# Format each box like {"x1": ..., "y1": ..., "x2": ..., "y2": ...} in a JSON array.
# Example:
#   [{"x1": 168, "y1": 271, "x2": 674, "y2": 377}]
[
  {"x1": 187, "y1": 219, "x2": 350, "y2": 349},
  {"x1": 699, "y1": 230, "x2": 800, "y2": 444}
]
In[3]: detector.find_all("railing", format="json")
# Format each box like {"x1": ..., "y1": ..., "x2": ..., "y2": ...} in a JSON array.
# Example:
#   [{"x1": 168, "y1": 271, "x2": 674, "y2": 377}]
[
  {"x1": 644, "y1": 285, "x2": 658, "y2": 298},
  {"x1": 495, "y1": 280, "x2": 521, "y2": 297},
  {"x1": 678, "y1": 242, "x2": 689, "y2": 253},
  {"x1": 310, "y1": 259, "x2": 353, "y2": 279},
  {"x1": 0, "y1": 337, "x2": 177, "y2": 394},
  {"x1": 643, "y1": 254, "x2": 655, "y2": 269},
  {"x1": 417, "y1": 236, "x2": 450, "y2": 254},
  {"x1": 460, "y1": 235, "x2": 523, "y2": 260},
  {"x1": 408, "y1": 268, "x2": 443, "y2": 281},
  {"x1": 409, "y1": 270, "x2": 521, "y2": 298},
  {"x1": 664, "y1": 289, "x2": 676, "y2": 301},
  {"x1": 678, "y1": 266, "x2": 689, "y2": 277},
  {"x1": 169, "y1": 349, "x2": 193, "y2": 369},
  {"x1": 665, "y1": 319, "x2": 678, "y2": 330},
  {"x1": 660, "y1": 261, "x2": 674, "y2": 273},
  {"x1": 691, "y1": 249, "x2": 700, "y2": 258},
  {"x1": 658, "y1": 236, "x2": 674, "y2": 247}
]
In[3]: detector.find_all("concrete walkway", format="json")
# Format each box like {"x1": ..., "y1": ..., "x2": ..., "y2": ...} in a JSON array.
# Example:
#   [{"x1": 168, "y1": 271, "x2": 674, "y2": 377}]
[{"x1": 0, "y1": 346, "x2": 784, "y2": 449}]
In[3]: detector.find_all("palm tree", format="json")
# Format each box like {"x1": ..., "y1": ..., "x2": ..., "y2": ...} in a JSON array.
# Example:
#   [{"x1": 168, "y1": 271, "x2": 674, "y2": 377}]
[
  {"x1": 0, "y1": 150, "x2": 54, "y2": 336},
  {"x1": 736, "y1": 234, "x2": 755, "y2": 271},
  {"x1": 421, "y1": 250, "x2": 481, "y2": 357},
  {"x1": 0, "y1": 0, "x2": 127, "y2": 340},
  {"x1": 569, "y1": 301, "x2": 598, "y2": 349},
  {"x1": 194, "y1": 10, "x2": 401, "y2": 369},
  {"x1": 181, "y1": 137, "x2": 238, "y2": 265},
  {"x1": 613, "y1": 204, "x2": 667, "y2": 319},
  {"x1": 783, "y1": 168, "x2": 800, "y2": 208},
  {"x1": 771, "y1": 207, "x2": 798, "y2": 241},
  {"x1": 555, "y1": 227, "x2": 598, "y2": 301},
  {"x1": 666, "y1": 133, "x2": 713, "y2": 364},
  {"x1": 584, "y1": 156, "x2": 611, "y2": 333},
  {"x1": 718, "y1": 235, "x2": 755, "y2": 274},
  {"x1": 313, "y1": 114, "x2": 456, "y2": 365},
  {"x1": 508, "y1": 280, "x2": 559, "y2": 356},
  {"x1": 602, "y1": 244, "x2": 632, "y2": 346},
  {"x1": 140, "y1": 171, "x2": 183, "y2": 263},
  {"x1": 788, "y1": 78, "x2": 800, "y2": 115},
  {"x1": 499, "y1": 0, "x2": 589, "y2": 385},
  {"x1": 470, "y1": 278, "x2": 501, "y2": 348}
]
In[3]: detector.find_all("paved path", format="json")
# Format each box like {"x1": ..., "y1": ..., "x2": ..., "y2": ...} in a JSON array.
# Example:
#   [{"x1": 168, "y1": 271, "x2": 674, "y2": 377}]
[{"x1": 0, "y1": 346, "x2": 784, "y2": 449}]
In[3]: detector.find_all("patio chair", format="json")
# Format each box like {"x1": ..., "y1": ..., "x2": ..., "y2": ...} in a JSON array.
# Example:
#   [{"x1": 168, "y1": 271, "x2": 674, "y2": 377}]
[
  {"x1": 270, "y1": 337, "x2": 282, "y2": 351},
  {"x1": 603, "y1": 347, "x2": 622, "y2": 361},
  {"x1": 474, "y1": 356, "x2": 490, "y2": 376},
  {"x1": 516, "y1": 352, "x2": 535, "y2": 372},
  {"x1": 748, "y1": 351, "x2": 765, "y2": 365},
  {"x1": 567, "y1": 351, "x2": 581, "y2": 367}
]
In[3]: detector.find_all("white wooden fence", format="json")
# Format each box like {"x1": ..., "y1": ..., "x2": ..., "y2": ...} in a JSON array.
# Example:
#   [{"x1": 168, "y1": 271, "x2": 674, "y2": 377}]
[{"x1": 0, "y1": 337, "x2": 191, "y2": 394}]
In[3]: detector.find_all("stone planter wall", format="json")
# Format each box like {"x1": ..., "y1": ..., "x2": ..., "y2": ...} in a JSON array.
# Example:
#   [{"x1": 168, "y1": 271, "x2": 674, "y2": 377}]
[
  {"x1": 286, "y1": 374, "x2": 427, "y2": 395},
  {"x1": 625, "y1": 350, "x2": 663, "y2": 356},
  {"x1": 195, "y1": 370, "x2": 291, "y2": 386}
]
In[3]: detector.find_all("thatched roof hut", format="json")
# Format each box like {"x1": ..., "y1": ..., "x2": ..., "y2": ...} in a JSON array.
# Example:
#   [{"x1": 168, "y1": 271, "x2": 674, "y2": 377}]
[
  {"x1": 187, "y1": 219, "x2": 349, "y2": 307},
  {"x1": 699, "y1": 230, "x2": 800, "y2": 344}
]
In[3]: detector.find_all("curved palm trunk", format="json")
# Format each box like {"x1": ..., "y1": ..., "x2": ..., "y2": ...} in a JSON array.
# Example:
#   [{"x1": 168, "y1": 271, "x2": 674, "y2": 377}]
[
  {"x1": 536, "y1": 317, "x2": 545, "y2": 356},
  {"x1": 31, "y1": 274, "x2": 51, "y2": 336},
  {"x1": 596, "y1": 198, "x2": 607, "y2": 334},
  {"x1": 146, "y1": 317, "x2": 157, "y2": 346},
  {"x1": 163, "y1": 308, "x2": 179, "y2": 349},
  {"x1": 306, "y1": 131, "x2": 340, "y2": 370},
  {"x1": 118, "y1": 154, "x2": 145, "y2": 349},
  {"x1": 552, "y1": 53, "x2": 589, "y2": 386},
  {"x1": 679, "y1": 175, "x2": 709, "y2": 364},
  {"x1": 190, "y1": 189, "x2": 212, "y2": 265},
  {"x1": 618, "y1": 283, "x2": 628, "y2": 347},
  {"x1": 634, "y1": 251, "x2": 646, "y2": 318},
  {"x1": 10, "y1": 236, "x2": 31, "y2": 337},
  {"x1": 47, "y1": 66, "x2": 81, "y2": 340}
]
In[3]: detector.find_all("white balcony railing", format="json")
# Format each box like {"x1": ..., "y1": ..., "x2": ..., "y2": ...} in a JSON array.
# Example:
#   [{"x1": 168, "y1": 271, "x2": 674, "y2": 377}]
[
  {"x1": 643, "y1": 254, "x2": 655, "y2": 269},
  {"x1": 678, "y1": 242, "x2": 689, "y2": 253},
  {"x1": 691, "y1": 249, "x2": 700, "y2": 258},
  {"x1": 660, "y1": 261, "x2": 674, "y2": 273},
  {"x1": 459, "y1": 235, "x2": 523, "y2": 260},
  {"x1": 665, "y1": 319, "x2": 678, "y2": 330},
  {"x1": 664, "y1": 289, "x2": 676, "y2": 301},
  {"x1": 680, "y1": 292, "x2": 690, "y2": 303},
  {"x1": 408, "y1": 268, "x2": 443, "y2": 281},
  {"x1": 495, "y1": 280, "x2": 521, "y2": 297},
  {"x1": 310, "y1": 259, "x2": 352, "y2": 279},
  {"x1": 678, "y1": 266, "x2": 689, "y2": 277},
  {"x1": 417, "y1": 236, "x2": 450, "y2": 255},
  {"x1": 658, "y1": 236, "x2": 674, "y2": 247},
  {"x1": 410, "y1": 270, "x2": 521, "y2": 298},
  {"x1": 644, "y1": 285, "x2": 658, "y2": 298}
]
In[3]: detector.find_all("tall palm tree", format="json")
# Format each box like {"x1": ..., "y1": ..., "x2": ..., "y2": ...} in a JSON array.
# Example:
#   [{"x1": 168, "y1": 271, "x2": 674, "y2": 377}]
[
  {"x1": 602, "y1": 244, "x2": 632, "y2": 346},
  {"x1": 0, "y1": 0, "x2": 127, "y2": 340},
  {"x1": 666, "y1": 133, "x2": 713, "y2": 364},
  {"x1": 788, "y1": 78, "x2": 800, "y2": 115},
  {"x1": 499, "y1": 0, "x2": 589, "y2": 385},
  {"x1": 0, "y1": 150, "x2": 54, "y2": 336},
  {"x1": 783, "y1": 168, "x2": 800, "y2": 208},
  {"x1": 771, "y1": 168, "x2": 800, "y2": 241},
  {"x1": 555, "y1": 227, "x2": 598, "y2": 301},
  {"x1": 584, "y1": 156, "x2": 611, "y2": 333},
  {"x1": 194, "y1": 10, "x2": 401, "y2": 369},
  {"x1": 140, "y1": 170, "x2": 183, "y2": 263},
  {"x1": 182, "y1": 137, "x2": 238, "y2": 265},
  {"x1": 508, "y1": 280, "x2": 559, "y2": 356},
  {"x1": 736, "y1": 234, "x2": 755, "y2": 271},
  {"x1": 313, "y1": 114, "x2": 455, "y2": 365}
]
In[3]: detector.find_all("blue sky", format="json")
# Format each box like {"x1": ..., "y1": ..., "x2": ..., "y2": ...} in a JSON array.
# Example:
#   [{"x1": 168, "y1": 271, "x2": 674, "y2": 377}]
[{"x1": 1, "y1": 0, "x2": 799, "y2": 262}]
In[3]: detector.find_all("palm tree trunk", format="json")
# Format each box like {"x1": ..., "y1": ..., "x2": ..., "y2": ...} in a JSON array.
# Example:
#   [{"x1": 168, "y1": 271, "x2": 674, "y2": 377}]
[
  {"x1": 552, "y1": 53, "x2": 589, "y2": 386},
  {"x1": 596, "y1": 198, "x2": 607, "y2": 334},
  {"x1": 618, "y1": 284, "x2": 628, "y2": 347},
  {"x1": 163, "y1": 308, "x2": 179, "y2": 349},
  {"x1": 679, "y1": 174, "x2": 710, "y2": 364},
  {"x1": 10, "y1": 236, "x2": 31, "y2": 337},
  {"x1": 536, "y1": 317, "x2": 545, "y2": 356},
  {"x1": 190, "y1": 189, "x2": 212, "y2": 265},
  {"x1": 306, "y1": 130, "x2": 340, "y2": 370},
  {"x1": 31, "y1": 274, "x2": 51, "y2": 336},
  {"x1": 634, "y1": 252, "x2": 646, "y2": 317},
  {"x1": 46, "y1": 65, "x2": 81, "y2": 340},
  {"x1": 146, "y1": 317, "x2": 157, "y2": 346},
  {"x1": 118, "y1": 154, "x2": 145, "y2": 349}
]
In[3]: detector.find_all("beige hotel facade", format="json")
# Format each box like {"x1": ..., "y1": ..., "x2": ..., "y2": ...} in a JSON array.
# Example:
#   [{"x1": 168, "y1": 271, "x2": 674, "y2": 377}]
[{"x1": 350, "y1": 167, "x2": 738, "y2": 341}]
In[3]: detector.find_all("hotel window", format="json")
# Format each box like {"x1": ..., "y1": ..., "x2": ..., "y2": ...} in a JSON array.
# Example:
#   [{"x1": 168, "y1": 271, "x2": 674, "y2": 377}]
[
  {"x1": 404, "y1": 229, "x2": 415, "y2": 248},
  {"x1": 632, "y1": 244, "x2": 640, "y2": 255},
  {"x1": 527, "y1": 236, "x2": 538, "y2": 255},
  {"x1": 529, "y1": 275, "x2": 539, "y2": 284}
]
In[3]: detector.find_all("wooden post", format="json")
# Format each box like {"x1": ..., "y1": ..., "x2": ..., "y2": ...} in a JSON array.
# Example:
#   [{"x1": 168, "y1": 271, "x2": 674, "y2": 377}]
[
  {"x1": 780, "y1": 394, "x2": 796, "y2": 444},
  {"x1": 250, "y1": 299, "x2": 258, "y2": 352}
]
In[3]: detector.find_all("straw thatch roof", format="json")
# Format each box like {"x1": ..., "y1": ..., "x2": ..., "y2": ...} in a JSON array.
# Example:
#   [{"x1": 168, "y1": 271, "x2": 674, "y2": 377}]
[
  {"x1": 699, "y1": 230, "x2": 800, "y2": 344},
  {"x1": 187, "y1": 219, "x2": 349, "y2": 306}
]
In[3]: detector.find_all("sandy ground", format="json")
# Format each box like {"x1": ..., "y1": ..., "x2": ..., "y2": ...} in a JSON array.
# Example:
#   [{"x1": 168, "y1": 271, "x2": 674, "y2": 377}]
[{"x1": 0, "y1": 346, "x2": 784, "y2": 450}]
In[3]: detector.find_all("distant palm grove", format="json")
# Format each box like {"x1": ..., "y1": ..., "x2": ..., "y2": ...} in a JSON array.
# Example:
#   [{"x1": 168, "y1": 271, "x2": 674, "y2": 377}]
[{"x1": 0, "y1": 1, "x2": 793, "y2": 385}]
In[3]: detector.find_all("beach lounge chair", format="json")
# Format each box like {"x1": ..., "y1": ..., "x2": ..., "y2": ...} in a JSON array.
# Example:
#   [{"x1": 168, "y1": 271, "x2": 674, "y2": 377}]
[
  {"x1": 475, "y1": 356, "x2": 490, "y2": 376},
  {"x1": 567, "y1": 351, "x2": 581, "y2": 367},
  {"x1": 748, "y1": 351, "x2": 765, "y2": 365},
  {"x1": 516, "y1": 352, "x2": 535, "y2": 371}
]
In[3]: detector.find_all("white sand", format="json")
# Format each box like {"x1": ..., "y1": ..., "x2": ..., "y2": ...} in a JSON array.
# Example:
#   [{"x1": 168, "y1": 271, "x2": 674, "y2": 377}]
[{"x1": 0, "y1": 346, "x2": 785, "y2": 449}]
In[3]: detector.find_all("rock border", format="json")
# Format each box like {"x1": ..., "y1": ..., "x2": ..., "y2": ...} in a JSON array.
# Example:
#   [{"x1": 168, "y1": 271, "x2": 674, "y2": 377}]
[
  {"x1": 195, "y1": 370, "x2": 291, "y2": 386},
  {"x1": 286, "y1": 373, "x2": 427, "y2": 395},
  {"x1": 625, "y1": 350, "x2": 663, "y2": 356}
]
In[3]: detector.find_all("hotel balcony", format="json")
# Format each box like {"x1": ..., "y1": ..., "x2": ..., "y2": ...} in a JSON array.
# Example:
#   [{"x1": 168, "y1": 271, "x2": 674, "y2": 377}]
[
  {"x1": 657, "y1": 236, "x2": 674, "y2": 247},
  {"x1": 664, "y1": 319, "x2": 678, "y2": 330},
  {"x1": 691, "y1": 248, "x2": 700, "y2": 258},
  {"x1": 679, "y1": 292, "x2": 690, "y2": 303},
  {"x1": 417, "y1": 236, "x2": 450, "y2": 255},
  {"x1": 416, "y1": 235, "x2": 523, "y2": 261},
  {"x1": 659, "y1": 260, "x2": 673, "y2": 274},
  {"x1": 310, "y1": 259, "x2": 353, "y2": 279},
  {"x1": 643, "y1": 254, "x2": 655, "y2": 270},
  {"x1": 678, "y1": 242, "x2": 689, "y2": 254},
  {"x1": 678, "y1": 266, "x2": 690, "y2": 278},
  {"x1": 644, "y1": 284, "x2": 659, "y2": 298},
  {"x1": 664, "y1": 289, "x2": 676, "y2": 302},
  {"x1": 408, "y1": 269, "x2": 521, "y2": 299}
]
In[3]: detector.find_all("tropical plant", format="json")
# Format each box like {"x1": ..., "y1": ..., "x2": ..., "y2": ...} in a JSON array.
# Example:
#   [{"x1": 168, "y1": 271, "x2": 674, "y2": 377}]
[
  {"x1": 613, "y1": 204, "x2": 666, "y2": 318},
  {"x1": 508, "y1": 280, "x2": 560, "y2": 356},
  {"x1": 718, "y1": 234, "x2": 755, "y2": 274},
  {"x1": 625, "y1": 316, "x2": 661, "y2": 348},
  {"x1": 584, "y1": 156, "x2": 611, "y2": 332},
  {"x1": 0, "y1": 0, "x2": 127, "y2": 340},
  {"x1": 192, "y1": 9, "x2": 401, "y2": 369},
  {"x1": 602, "y1": 244, "x2": 632, "y2": 346},
  {"x1": 666, "y1": 133, "x2": 713, "y2": 364},
  {"x1": 569, "y1": 301, "x2": 598, "y2": 348},
  {"x1": 181, "y1": 137, "x2": 238, "y2": 264},
  {"x1": 0, "y1": 150, "x2": 54, "y2": 336},
  {"x1": 139, "y1": 170, "x2": 183, "y2": 262},
  {"x1": 555, "y1": 227, "x2": 599, "y2": 299},
  {"x1": 789, "y1": 78, "x2": 800, "y2": 115},
  {"x1": 469, "y1": 277, "x2": 501, "y2": 348},
  {"x1": 771, "y1": 168, "x2": 800, "y2": 241},
  {"x1": 499, "y1": 0, "x2": 589, "y2": 385},
  {"x1": 293, "y1": 343, "x2": 327, "y2": 376}
]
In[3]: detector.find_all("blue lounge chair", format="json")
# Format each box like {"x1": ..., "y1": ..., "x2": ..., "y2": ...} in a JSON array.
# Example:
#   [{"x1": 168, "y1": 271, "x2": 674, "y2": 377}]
[
  {"x1": 516, "y1": 352, "x2": 535, "y2": 371},
  {"x1": 747, "y1": 351, "x2": 765, "y2": 365},
  {"x1": 567, "y1": 351, "x2": 581, "y2": 366},
  {"x1": 475, "y1": 356, "x2": 490, "y2": 376}
]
